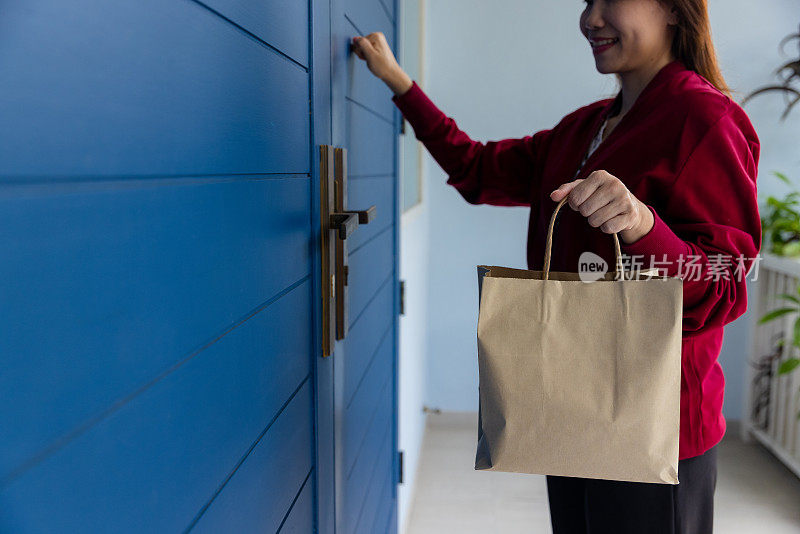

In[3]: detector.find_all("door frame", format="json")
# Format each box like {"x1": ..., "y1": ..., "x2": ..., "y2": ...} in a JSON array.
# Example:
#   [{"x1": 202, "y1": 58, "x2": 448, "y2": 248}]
[{"x1": 310, "y1": 0, "x2": 336, "y2": 531}]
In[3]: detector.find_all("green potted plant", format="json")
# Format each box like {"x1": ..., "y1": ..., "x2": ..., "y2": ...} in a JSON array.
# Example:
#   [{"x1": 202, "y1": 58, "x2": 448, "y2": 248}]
[
  {"x1": 757, "y1": 292, "x2": 800, "y2": 420},
  {"x1": 760, "y1": 172, "x2": 800, "y2": 257}
]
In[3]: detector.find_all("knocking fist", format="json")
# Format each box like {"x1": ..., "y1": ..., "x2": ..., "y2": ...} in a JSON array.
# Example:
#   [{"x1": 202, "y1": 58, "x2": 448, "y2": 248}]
[
  {"x1": 351, "y1": 32, "x2": 411, "y2": 95},
  {"x1": 549, "y1": 170, "x2": 654, "y2": 245}
]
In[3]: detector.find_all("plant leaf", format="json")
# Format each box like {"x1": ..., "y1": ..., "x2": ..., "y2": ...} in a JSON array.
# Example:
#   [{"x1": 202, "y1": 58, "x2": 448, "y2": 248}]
[
  {"x1": 773, "y1": 171, "x2": 793, "y2": 185},
  {"x1": 778, "y1": 357, "x2": 800, "y2": 375},
  {"x1": 793, "y1": 319, "x2": 800, "y2": 348},
  {"x1": 780, "y1": 92, "x2": 800, "y2": 121},
  {"x1": 783, "y1": 242, "x2": 800, "y2": 257},
  {"x1": 778, "y1": 32, "x2": 800, "y2": 55},
  {"x1": 741, "y1": 85, "x2": 800, "y2": 106},
  {"x1": 759, "y1": 307, "x2": 797, "y2": 324},
  {"x1": 776, "y1": 59, "x2": 800, "y2": 83},
  {"x1": 779, "y1": 293, "x2": 800, "y2": 306}
]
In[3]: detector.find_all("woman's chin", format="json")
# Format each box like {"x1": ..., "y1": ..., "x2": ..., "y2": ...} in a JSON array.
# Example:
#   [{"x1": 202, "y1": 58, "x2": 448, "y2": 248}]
[{"x1": 593, "y1": 57, "x2": 621, "y2": 75}]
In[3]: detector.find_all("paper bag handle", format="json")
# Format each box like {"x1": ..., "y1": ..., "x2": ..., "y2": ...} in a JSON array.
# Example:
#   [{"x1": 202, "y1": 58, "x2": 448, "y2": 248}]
[{"x1": 543, "y1": 195, "x2": 625, "y2": 281}]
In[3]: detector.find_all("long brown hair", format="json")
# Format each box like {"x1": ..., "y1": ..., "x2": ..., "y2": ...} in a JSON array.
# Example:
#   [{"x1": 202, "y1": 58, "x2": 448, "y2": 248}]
[{"x1": 667, "y1": 0, "x2": 731, "y2": 98}]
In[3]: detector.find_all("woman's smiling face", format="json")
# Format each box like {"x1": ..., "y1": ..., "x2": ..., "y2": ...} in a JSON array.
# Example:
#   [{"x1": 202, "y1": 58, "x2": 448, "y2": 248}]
[{"x1": 580, "y1": 0, "x2": 678, "y2": 74}]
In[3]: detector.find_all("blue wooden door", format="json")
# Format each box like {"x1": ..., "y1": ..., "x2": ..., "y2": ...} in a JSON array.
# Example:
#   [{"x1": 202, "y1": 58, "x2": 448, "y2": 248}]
[
  {"x1": 0, "y1": 0, "x2": 399, "y2": 532},
  {"x1": 327, "y1": 0, "x2": 400, "y2": 533}
]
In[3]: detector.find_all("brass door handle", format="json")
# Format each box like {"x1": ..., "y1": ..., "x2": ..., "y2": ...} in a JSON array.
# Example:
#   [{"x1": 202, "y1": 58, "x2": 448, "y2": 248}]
[
  {"x1": 319, "y1": 144, "x2": 379, "y2": 357},
  {"x1": 330, "y1": 206, "x2": 376, "y2": 239},
  {"x1": 320, "y1": 145, "x2": 336, "y2": 357},
  {"x1": 329, "y1": 212, "x2": 358, "y2": 240},
  {"x1": 346, "y1": 206, "x2": 376, "y2": 224}
]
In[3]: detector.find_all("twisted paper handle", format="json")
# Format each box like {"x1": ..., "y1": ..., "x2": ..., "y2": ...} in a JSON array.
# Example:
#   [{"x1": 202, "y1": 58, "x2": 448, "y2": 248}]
[{"x1": 543, "y1": 196, "x2": 626, "y2": 281}]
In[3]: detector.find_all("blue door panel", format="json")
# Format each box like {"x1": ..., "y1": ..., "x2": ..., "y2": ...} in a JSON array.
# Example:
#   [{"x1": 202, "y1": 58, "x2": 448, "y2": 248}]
[
  {"x1": 1, "y1": 0, "x2": 399, "y2": 530},
  {"x1": 344, "y1": 315, "x2": 393, "y2": 409},
  {"x1": 345, "y1": 0, "x2": 394, "y2": 50},
  {"x1": 347, "y1": 62, "x2": 396, "y2": 124},
  {"x1": 347, "y1": 176, "x2": 394, "y2": 251},
  {"x1": 342, "y1": 329, "x2": 393, "y2": 477},
  {"x1": 190, "y1": 381, "x2": 314, "y2": 533},
  {"x1": 385, "y1": 500, "x2": 399, "y2": 534},
  {"x1": 277, "y1": 473, "x2": 314, "y2": 533},
  {"x1": 0, "y1": 178, "x2": 310, "y2": 481},
  {"x1": 0, "y1": 0, "x2": 308, "y2": 177},
  {"x1": 347, "y1": 229, "x2": 394, "y2": 329},
  {"x1": 357, "y1": 433, "x2": 394, "y2": 534},
  {"x1": 342, "y1": 15, "x2": 395, "y2": 122},
  {"x1": 200, "y1": 0, "x2": 310, "y2": 67},
  {"x1": 347, "y1": 103, "x2": 396, "y2": 176},
  {"x1": 378, "y1": 0, "x2": 395, "y2": 24},
  {"x1": 369, "y1": 469, "x2": 396, "y2": 534},
  {"x1": 329, "y1": 0, "x2": 399, "y2": 508},
  {"x1": 347, "y1": 15, "x2": 396, "y2": 124},
  {"x1": 345, "y1": 386, "x2": 393, "y2": 533},
  {"x1": 0, "y1": 282, "x2": 313, "y2": 532}
]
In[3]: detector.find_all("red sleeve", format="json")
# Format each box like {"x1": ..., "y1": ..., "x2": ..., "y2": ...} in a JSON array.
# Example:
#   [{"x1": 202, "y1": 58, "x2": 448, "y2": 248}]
[
  {"x1": 392, "y1": 80, "x2": 550, "y2": 207},
  {"x1": 620, "y1": 106, "x2": 762, "y2": 337}
]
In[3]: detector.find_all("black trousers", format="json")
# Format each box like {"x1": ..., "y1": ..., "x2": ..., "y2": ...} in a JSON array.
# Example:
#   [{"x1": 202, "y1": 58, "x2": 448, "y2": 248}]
[{"x1": 546, "y1": 444, "x2": 718, "y2": 534}]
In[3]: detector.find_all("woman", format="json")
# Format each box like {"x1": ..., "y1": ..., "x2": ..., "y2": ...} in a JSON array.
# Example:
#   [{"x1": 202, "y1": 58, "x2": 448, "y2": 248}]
[{"x1": 353, "y1": 0, "x2": 761, "y2": 532}]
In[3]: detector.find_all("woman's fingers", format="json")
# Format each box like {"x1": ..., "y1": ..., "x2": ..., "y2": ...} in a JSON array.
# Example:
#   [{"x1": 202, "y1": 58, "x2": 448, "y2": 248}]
[
  {"x1": 586, "y1": 198, "x2": 631, "y2": 231},
  {"x1": 351, "y1": 37, "x2": 365, "y2": 59},
  {"x1": 351, "y1": 32, "x2": 400, "y2": 81},
  {"x1": 352, "y1": 34, "x2": 380, "y2": 60},
  {"x1": 551, "y1": 171, "x2": 651, "y2": 241},
  {"x1": 367, "y1": 32, "x2": 386, "y2": 50},
  {"x1": 551, "y1": 171, "x2": 637, "y2": 231},
  {"x1": 550, "y1": 179, "x2": 583, "y2": 202},
  {"x1": 351, "y1": 32, "x2": 411, "y2": 95},
  {"x1": 356, "y1": 35, "x2": 378, "y2": 58}
]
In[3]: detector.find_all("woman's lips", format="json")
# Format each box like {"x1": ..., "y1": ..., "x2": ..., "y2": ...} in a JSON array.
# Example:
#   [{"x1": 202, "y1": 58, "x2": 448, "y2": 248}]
[{"x1": 591, "y1": 37, "x2": 619, "y2": 55}]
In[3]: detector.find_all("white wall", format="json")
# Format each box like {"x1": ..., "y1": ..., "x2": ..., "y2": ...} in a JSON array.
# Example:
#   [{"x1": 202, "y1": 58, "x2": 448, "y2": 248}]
[
  {"x1": 398, "y1": 203, "x2": 428, "y2": 533},
  {"x1": 419, "y1": 0, "x2": 800, "y2": 419},
  {"x1": 397, "y1": 0, "x2": 428, "y2": 532}
]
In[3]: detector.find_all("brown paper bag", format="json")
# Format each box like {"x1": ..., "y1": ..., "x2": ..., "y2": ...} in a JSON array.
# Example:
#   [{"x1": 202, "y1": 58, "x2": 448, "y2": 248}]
[{"x1": 475, "y1": 196, "x2": 683, "y2": 484}]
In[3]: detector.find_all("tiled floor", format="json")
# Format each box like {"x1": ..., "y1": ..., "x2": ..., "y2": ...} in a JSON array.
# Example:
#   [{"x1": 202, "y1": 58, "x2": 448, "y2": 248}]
[{"x1": 404, "y1": 412, "x2": 800, "y2": 533}]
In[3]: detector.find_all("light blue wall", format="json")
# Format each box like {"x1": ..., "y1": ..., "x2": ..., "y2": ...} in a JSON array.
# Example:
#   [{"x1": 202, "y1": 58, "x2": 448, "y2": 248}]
[
  {"x1": 420, "y1": 0, "x2": 800, "y2": 420},
  {"x1": 397, "y1": 0, "x2": 428, "y2": 531},
  {"x1": 398, "y1": 203, "x2": 428, "y2": 533}
]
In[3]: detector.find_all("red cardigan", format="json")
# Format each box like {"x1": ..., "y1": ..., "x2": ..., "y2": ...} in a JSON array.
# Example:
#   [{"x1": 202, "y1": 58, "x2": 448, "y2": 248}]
[{"x1": 392, "y1": 59, "x2": 762, "y2": 461}]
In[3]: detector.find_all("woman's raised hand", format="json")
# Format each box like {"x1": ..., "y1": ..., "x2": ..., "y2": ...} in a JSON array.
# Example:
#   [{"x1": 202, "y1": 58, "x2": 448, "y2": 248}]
[{"x1": 351, "y1": 32, "x2": 413, "y2": 97}]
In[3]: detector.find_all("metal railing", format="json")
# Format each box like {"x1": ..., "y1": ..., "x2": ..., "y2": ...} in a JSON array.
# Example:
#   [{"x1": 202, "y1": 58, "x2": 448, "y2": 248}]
[{"x1": 742, "y1": 252, "x2": 800, "y2": 478}]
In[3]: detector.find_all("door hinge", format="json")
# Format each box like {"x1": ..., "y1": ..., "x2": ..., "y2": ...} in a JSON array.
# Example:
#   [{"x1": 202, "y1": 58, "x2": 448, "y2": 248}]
[
  {"x1": 398, "y1": 450, "x2": 404, "y2": 484},
  {"x1": 400, "y1": 116, "x2": 406, "y2": 135},
  {"x1": 399, "y1": 279, "x2": 406, "y2": 316}
]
